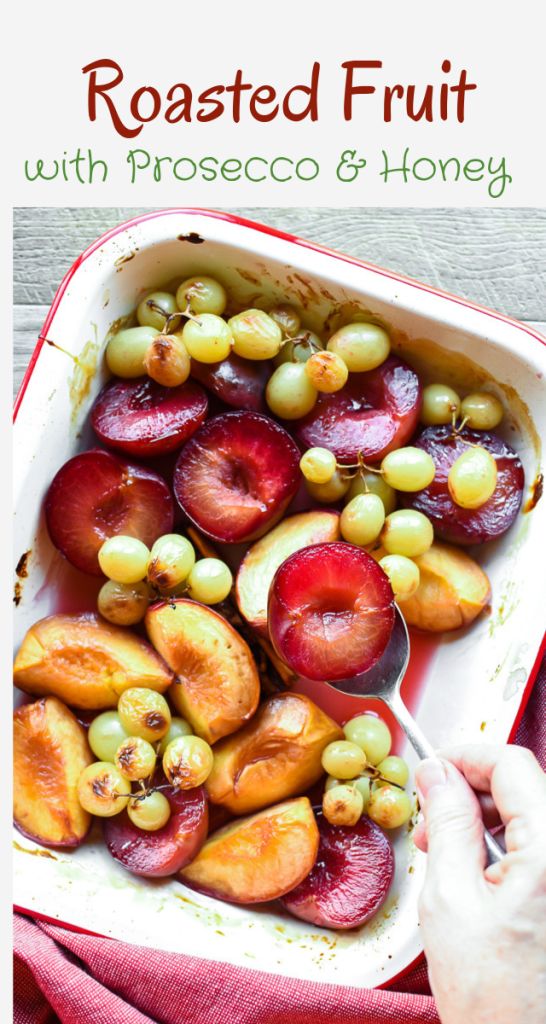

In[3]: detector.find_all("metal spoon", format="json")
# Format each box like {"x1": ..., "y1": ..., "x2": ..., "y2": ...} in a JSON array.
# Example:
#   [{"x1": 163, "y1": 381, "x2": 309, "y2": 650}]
[{"x1": 326, "y1": 606, "x2": 504, "y2": 865}]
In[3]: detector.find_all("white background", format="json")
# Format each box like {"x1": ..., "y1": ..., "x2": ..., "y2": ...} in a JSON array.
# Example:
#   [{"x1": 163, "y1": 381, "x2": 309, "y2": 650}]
[{"x1": 4, "y1": 0, "x2": 546, "y2": 206}]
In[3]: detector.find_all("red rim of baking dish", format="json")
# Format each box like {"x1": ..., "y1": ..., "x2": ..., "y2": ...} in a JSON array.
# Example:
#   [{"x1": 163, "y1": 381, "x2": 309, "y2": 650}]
[{"x1": 12, "y1": 207, "x2": 546, "y2": 990}]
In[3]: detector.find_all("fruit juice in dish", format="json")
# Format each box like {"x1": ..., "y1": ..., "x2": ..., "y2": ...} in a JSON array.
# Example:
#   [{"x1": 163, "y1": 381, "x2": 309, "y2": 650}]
[{"x1": 13, "y1": 210, "x2": 546, "y2": 989}]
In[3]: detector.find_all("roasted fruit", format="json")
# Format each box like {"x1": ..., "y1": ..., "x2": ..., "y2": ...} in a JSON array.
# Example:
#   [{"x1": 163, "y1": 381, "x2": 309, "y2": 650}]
[
  {"x1": 13, "y1": 697, "x2": 93, "y2": 847},
  {"x1": 400, "y1": 541, "x2": 491, "y2": 631},
  {"x1": 145, "y1": 599, "x2": 260, "y2": 744},
  {"x1": 205, "y1": 692, "x2": 342, "y2": 815},
  {"x1": 235, "y1": 510, "x2": 341, "y2": 636},
  {"x1": 190, "y1": 353, "x2": 271, "y2": 412},
  {"x1": 14, "y1": 613, "x2": 173, "y2": 709},
  {"x1": 268, "y1": 543, "x2": 395, "y2": 681},
  {"x1": 103, "y1": 772, "x2": 208, "y2": 877},
  {"x1": 180, "y1": 797, "x2": 319, "y2": 903},
  {"x1": 404, "y1": 426, "x2": 524, "y2": 544},
  {"x1": 91, "y1": 377, "x2": 208, "y2": 456},
  {"x1": 293, "y1": 355, "x2": 421, "y2": 464},
  {"x1": 45, "y1": 449, "x2": 174, "y2": 575},
  {"x1": 173, "y1": 411, "x2": 301, "y2": 543},
  {"x1": 280, "y1": 811, "x2": 394, "y2": 930}
]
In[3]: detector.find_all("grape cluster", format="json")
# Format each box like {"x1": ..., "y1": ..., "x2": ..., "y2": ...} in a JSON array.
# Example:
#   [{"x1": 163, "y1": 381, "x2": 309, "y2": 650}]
[
  {"x1": 77, "y1": 687, "x2": 214, "y2": 831},
  {"x1": 297, "y1": 375, "x2": 504, "y2": 600},
  {"x1": 321, "y1": 714, "x2": 413, "y2": 830},
  {"x1": 97, "y1": 532, "x2": 233, "y2": 624}
]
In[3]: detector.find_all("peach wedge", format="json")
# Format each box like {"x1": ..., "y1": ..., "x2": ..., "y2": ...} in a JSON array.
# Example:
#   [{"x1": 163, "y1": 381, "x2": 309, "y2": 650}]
[
  {"x1": 401, "y1": 541, "x2": 491, "y2": 631},
  {"x1": 13, "y1": 696, "x2": 93, "y2": 847},
  {"x1": 145, "y1": 599, "x2": 260, "y2": 744},
  {"x1": 206, "y1": 692, "x2": 342, "y2": 814},
  {"x1": 235, "y1": 510, "x2": 340, "y2": 636},
  {"x1": 13, "y1": 613, "x2": 173, "y2": 709},
  {"x1": 180, "y1": 797, "x2": 319, "y2": 903}
]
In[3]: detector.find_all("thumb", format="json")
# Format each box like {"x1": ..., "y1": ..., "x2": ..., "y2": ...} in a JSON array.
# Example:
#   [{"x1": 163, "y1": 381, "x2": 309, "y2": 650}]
[{"x1": 415, "y1": 757, "x2": 486, "y2": 890}]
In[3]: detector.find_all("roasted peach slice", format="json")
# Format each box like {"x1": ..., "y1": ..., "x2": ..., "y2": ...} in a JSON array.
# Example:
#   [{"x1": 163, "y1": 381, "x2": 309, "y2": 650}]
[
  {"x1": 145, "y1": 599, "x2": 260, "y2": 744},
  {"x1": 235, "y1": 510, "x2": 341, "y2": 637},
  {"x1": 179, "y1": 797, "x2": 319, "y2": 903},
  {"x1": 400, "y1": 541, "x2": 491, "y2": 631},
  {"x1": 13, "y1": 697, "x2": 93, "y2": 847},
  {"x1": 205, "y1": 692, "x2": 342, "y2": 814},
  {"x1": 13, "y1": 613, "x2": 173, "y2": 709}
]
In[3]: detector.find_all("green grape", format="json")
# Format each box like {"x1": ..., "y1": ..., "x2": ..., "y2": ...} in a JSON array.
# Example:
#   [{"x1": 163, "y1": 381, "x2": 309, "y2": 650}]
[
  {"x1": 353, "y1": 775, "x2": 371, "y2": 809},
  {"x1": 420, "y1": 384, "x2": 461, "y2": 426},
  {"x1": 266, "y1": 363, "x2": 318, "y2": 419},
  {"x1": 378, "y1": 555, "x2": 420, "y2": 601},
  {"x1": 143, "y1": 332, "x2": 190, "y2": 387},
  {"x1": 381, "y1": 447, "x2": 436, "y2": 491},
  {"x1": 176, "y1": 276, "x2": 227, "y2": 316},
  {"x1": 97, "y1": 580, "x2": 150, "y2": 626},
  {"x1": 381, "y1": 510, "x2": 434, "y2": 558},
  {"x1": 118, "y1": 688, "x2": 171, "y2": 743},
  {"x1": 321, "y1": 740, "x2": 367, "y2": 779},
  {"x1": 77, "y1": 762, "x2": 131, "y2": 817},
  {"x1": 269, "y1": 304, "x2": 301, "y2": 337},
  {"x1": 305, "y1": 351, "x2": 348, "y2": 393},
  {"x1": 228, "y1": 309, "x2": 283, "y2": 360},
  {"x1": 322, "y1": 784, "x2": 364, "y2": 826},
  {"x1": 88, "y1": 711, "x2": 130, "y2": 762},
  {"x1": 305, "y1": 469, "x2": 350, "y2": 503},
  {"x1": 300, "y1": 447, "x2": 337, "y2": 485},
  {"x1": 137, "y1": 291, "x2": 178, "y2": 331},
  {"x1": 447, "y1": 446, "x2": 497, "y2": 509},
  {"x1": 98, "y1": 536, "x2": 150, "y2": 585},
  {"x1": 368, "y1": 785, "x2": 412, "y2": 829},
  {"x1": 128, "y1": 791, "x2": 171, "y2": 831},
  {"x1": 340, "y1": 493, "x2": 385, "y2": 547},
  {"x1": 346, "y1": 471, "x2": 397, "y2": 516},
  {"x1": 460, "y1": 391, "x2": 503, "y2": 430},
  {"x1": 327, "y1": 322, "x2": 390, "y2": 372},
  {"x1": 274, "y1": 331, "x2": 324, "y2": 367},
  {"x1": 343, "y1": 714, "x2": 392, "y2": 765},
  {"x1": 182, "y1": 314, "x2": 233, "y2": 363},
  {"x1": 106, "y1": 326, "x2": 159, "y2": 378},
  {"x1": 187, "y1": 558, "x2": 233, "y2": 604},
  {"x1": 147, "y1": 534, "x2": 196, "y2": 591},
  {"x1": 376, "y1": 755, "x2": 410, "y2": 788},
  {"x1": 162, "y1": 735, "x2": 214, "y2": 789},
  {"x1": 158, "y1": 717, "x2": 193, "y2": 756},
  {"x1": 115, "y1": 736, "x2": 157, "y2": 781}
]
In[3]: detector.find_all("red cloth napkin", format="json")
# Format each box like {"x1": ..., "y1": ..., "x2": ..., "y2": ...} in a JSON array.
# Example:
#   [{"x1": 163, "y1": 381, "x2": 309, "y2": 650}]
[{"x1": 14, "y1": 655, "x2": 545, "y2": 1024}]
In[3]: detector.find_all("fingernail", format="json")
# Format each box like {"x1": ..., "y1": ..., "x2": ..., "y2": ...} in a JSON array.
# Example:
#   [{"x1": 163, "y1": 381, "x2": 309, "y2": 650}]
[{"x1": 415, "y1": 758, "x2": 447, "y2": 803}]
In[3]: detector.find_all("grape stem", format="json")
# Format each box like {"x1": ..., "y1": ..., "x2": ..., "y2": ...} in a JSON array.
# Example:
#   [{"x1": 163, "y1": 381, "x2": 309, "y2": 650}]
[
  {"x1": 283, "y1": 331, "x2": 321, "y2": 360},
  {"x1": 336, "y1": 451, "x2": 382, "y2": 481}
]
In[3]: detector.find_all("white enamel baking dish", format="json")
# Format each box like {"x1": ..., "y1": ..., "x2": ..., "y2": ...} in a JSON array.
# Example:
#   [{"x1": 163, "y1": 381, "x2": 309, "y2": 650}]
[{"x1": 13, "y1": 209, "x2": 546, "y2": 989}]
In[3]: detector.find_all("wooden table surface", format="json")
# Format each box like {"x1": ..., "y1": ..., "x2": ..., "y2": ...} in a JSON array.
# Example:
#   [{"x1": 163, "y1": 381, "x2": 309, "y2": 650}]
[{"x1": 13, "y1": 207, "x2": 546, "y2": 396}]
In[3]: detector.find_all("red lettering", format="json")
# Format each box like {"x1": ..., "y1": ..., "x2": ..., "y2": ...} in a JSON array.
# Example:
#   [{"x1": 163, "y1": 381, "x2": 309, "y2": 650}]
[
  {"x1": 342, "y1": 60, "x2": 382, "y2": 120},
  {"x1": 82, "y1": 59, "x2": 141, "y2": 139}
]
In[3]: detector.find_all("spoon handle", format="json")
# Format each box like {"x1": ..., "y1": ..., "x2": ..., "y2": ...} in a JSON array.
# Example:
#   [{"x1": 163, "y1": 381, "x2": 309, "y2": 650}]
[{"x1": 386, "y1": 691, "x2": 504, "y2": 866}]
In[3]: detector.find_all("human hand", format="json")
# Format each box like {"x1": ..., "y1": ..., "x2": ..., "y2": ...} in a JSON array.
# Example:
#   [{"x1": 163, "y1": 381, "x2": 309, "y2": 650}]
[{"x1": 414, "y1": 745, "x2": 546, "y2": 1024}]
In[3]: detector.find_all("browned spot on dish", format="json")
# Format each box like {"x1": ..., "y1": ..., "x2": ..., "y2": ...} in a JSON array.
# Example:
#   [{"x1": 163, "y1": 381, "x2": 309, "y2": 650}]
[
  {"x1": 13, "y1": 840, "x2": 57, "y2": 860},
  {"x1": 524, "y1": 473, "x2": 543, "y2": 513},
  {"x1": 16, "y1": 551, "x2": 31, "y2": 578},
  {"x1": 236, "y1": 268, "x2": 261, "y2": 286},
  {"x1": 114, "y1": 252, "x2": 136, "y2": 270},
  {"x1": 178, "y1": 232, "x2": 205, "y2": 244},
  {"x1": 13, "y1": 581, "x2": 23, "y2": 606}
]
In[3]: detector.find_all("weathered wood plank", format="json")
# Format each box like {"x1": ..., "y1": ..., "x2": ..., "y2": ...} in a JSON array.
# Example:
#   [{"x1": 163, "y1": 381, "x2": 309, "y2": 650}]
[{"x1": 13, "y1": 208, "x2": 546, "y2": 396}]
